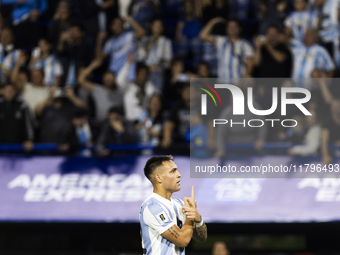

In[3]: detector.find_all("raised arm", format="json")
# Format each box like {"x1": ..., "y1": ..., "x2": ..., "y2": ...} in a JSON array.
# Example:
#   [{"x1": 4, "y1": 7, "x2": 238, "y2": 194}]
[
  {"x1": 11, "y1": 51, "x2": 26, "y2": 92},
  {"x1": 95, "y1": 31, "x2": 108, "y2": 59},
  {"x1": 183, "y1": 187, "x2": 207, "y2": 243},
  {"x1": 199, "y1": 17, "x2": 226, "y2": 44},
  {"x1": 65, "y1": 87, "x2": 88, "y2": 109},
  {"x1": 77, "y1": 58, "x2": 103, "y2": 92},
  {"x1": 125, "y1": 16, "x2": 146, "y2": 39}
]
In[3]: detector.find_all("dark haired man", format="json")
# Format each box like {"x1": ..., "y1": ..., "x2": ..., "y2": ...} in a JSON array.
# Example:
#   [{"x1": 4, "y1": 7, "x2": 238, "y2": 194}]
[
  {"x1": 140, "y1": 155, "x2": 207, "y2": 255},
  {"x1": 200, "y1": 17, "x2": 254, "y2": 81}
]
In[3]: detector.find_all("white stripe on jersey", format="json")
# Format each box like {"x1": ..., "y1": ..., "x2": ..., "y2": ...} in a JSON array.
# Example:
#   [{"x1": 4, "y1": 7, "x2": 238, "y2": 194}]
[
  {"x1": 32, "y1": 54, "x2": 63, "y2": 87},
  {"x1": 140, "y1": 36, "x2": 173, "y2": 68},
  {"x1": 215, "y1": 36, "x2": 254, "y2": 81},
  {"x1": 140, "y1": 193, "x2": 186, "y2": 255},
  {"x1": 308, "y1": 0, "x2": 340, "y2": 29},
  {"x1": 284, "y1": 11, "x2": 318, "y2": 42},
  {"x1": 291, "y1": 41, "x2": 334, "y2": 87}
]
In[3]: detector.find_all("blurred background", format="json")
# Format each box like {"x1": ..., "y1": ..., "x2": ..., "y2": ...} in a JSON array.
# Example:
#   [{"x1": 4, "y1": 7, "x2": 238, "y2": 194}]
[{"x1": 1, "y1": 0, "x2": 340, "y2": 254}]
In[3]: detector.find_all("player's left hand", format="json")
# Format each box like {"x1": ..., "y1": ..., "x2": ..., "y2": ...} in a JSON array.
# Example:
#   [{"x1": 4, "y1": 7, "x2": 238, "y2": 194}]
[
  {"x1": 182, "y1": 204, "x2": 201, "y2": 223},
  {"x1": 183, "y1": 186, "x2": 201, "y2": 222}
]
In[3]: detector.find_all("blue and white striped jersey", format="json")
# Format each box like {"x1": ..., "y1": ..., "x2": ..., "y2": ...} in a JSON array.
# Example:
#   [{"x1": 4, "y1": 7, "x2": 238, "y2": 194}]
[
  {"x1": 138, "y1": 35, "x2": 173, "y2": 68},
  {"x1": 3, "y1": 49, "x2": 20, "y2": 72},
  {"x1": 103, "y1": 31, "x2": 136, "y2": 81},
  {"x1": 291, "y1": 41, "x2": 334, "y2": 87},
  {"x1": 308, "y1": 0, "x2": 340, "y2": 29},
  {"x1": 32, "y1": 54, "x2": 63, "y2": 87},
  {"x1": 284, "y1": 11, "x2": 318, "y2": 42},
  {"x1": 215, "y1": 36, "x2": 254, "y2": 81},
  {"x1": 140, "y1": 193, "x2": 186, "y2": 255}
]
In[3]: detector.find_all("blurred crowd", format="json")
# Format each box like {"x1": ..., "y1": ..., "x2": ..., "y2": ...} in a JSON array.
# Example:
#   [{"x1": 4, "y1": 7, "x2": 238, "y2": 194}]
[{"x1": 1, "y1": 0, "x2": 340, "y2": 162}]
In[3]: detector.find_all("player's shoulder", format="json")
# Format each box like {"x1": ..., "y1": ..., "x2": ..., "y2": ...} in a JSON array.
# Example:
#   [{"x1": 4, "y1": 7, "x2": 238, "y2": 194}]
[
  {"x1": 141, "y1": 195, "x2": 167, "y2": 211},
  {"x1": 171, "y1": 196, "x2": 184, "y2": 207}
]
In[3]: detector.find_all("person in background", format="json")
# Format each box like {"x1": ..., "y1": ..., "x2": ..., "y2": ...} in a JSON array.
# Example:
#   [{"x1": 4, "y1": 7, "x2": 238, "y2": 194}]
[
  {"x1": 116, "y1": 56, "x2": 157, "y2": 122},
  {"x1": 35, "y1": 86, "x2": 87, "y2": 143},
  {"x1": 0, "y1": 83, "x2": 34, "y2": 152},
  {"x1": 200, "y1": 18, "x2": 254, "y2": 82},
  {"x1": 212, "y1": 241, "x2": 230, "y2": 255},
  {"x1": 57, "y1": 23, "x2": 90, "y2": 87},
  {"x1": 59, "y1": 107, "x2": 98, "y2": 156},
  {"x1": 138, "y1": 19, "x2": 173, "y2": 91},
  {"x1": 1, "y1": 0, "x2": 47, "y2": 26},
  {"x1": 49, "y1": 0, "x2": 73, "y2": 45},
  {"x1": 291, "y1": 28, "x2": 334, "y2": 86},
  {"x1": 254, "y1": 24, "x2": 292, "y2": 78},
  {"x1": 0, "y1": 28, "x2": 20, "y2": 82},
  {"x1": 284, "y1": 0, "x2": 318, "y2": 43},
  {"x1": 128, "y1": 0, "x2": 160, "y2": 33},
  {"x1": 288, "y1": 109, "x2": 321, "y2": 156},
  {"x1": 215, "y1": 82, "x2": 266, "y2": 157},
  {"x1": 11, "y1": 51, "x2": 49, "y2": 122},
  {"x1": 162, "y1": 58, "x2": 192, "y2": 107},
  {"x1": 308, "y1": 0, "x2": 340, "y2": 66},
  {"x1": 30, "y1": 38, "x2": 63, "y2": 87},
  {"x1": 161, "y1": 84, "x2": 191, "y2": 155},
  {"x1": 13, "y1": 7, "x2": 43, "y2": 48},
  {"x1": 96, "y1": 16, "x2": 145, "y2": 81},
  {"x1": 135, "y1": 93, "x2": 164, "y2": 146},
  {"x1": 175, "y1": 0, "x2": 203, "y2": 71},
  {"x1": 76, "y1": 0, "x2": 117, "y2": 50},
  {"x1": 96, "y1": 106, "x2": 138, "y2": 156},
  {"x1": 78, "y1": 57, "x2": 123, "y2": 123},
  {"x1": 201, "y1": 0, "x2": 230, "y2": 77}
]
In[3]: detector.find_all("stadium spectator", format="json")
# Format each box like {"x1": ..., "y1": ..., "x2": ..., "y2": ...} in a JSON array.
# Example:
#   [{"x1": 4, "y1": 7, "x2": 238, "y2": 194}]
[
  {"x1": 35, "y1": 86, "x2": 87, "y2": 143},
  {"x1": 2, "y1": 0, "x2": 47, "y2": 26},
  {"x1": 288, "y1": 109, "x2": 321, "y2": 156},
  {"x1": 0, "y1": 28, "x2": 20, "y2": 82},
  {"x1": 200, "y1": 18, "x2": 254, "y2": 82},
  {"x1": 57, "y1": 23, "x2": 91, "y2": 87},
  {"x1": 321, "y1": 99, "x2": 340, "y2": 165},
  {"x1": 284, "y1": 0, "x2": 318, "y2": 43},
  {"x1": 96, "y1": 106, "x2": 138, "y2": 156},
  {"x1": 116, "y1": 57, "x2": 157, "y2": 122},
  {"x1": 197, "y1": 62, "x2": 211, "y2": 78},
  {"x1": 29, "y1": 38, "x2": 63, "y2": 87},
  {"x1": 254, "y1": 24, "x2": 292, "y2": 78},
  {"x1": 59, "y1": 107, "x2": 99, "y2": 156},
  {"x1": 135, "y1": 93, "x2": 164, "y2": 146},
  {"x1": 258, "y1": 0, "x2": 289, "y2": 35},
  {"x1": 212, "y1": 241, "x2": 230, "y2": 255},
  {"x1": 49, "y1": 0, "x2": 73, "y2": 45},
  {"x1": 0, "y1": 83, "x2": 34, "y2": 151},
  {"x1": 215, "y1": 82, "x2": 266, "y2": 157},
  {"x1": 175, "y1": 0, "x2": 203, "y2": 70},
  {"x1": 77, "y1": 57, "x2": 123, "y2": 123},
  {"x1": 162, "y1": 58, "x2": 190, "y2": 106},
  {"x1": 200, "y1": 0, "x2": 230, "y2": 76},
  {"x1": 278, "y1": 114, "x2": 305, "y2": 143},
  {"x1": 75, "y1": 0, "x2": 117, "y2": 50},
  {"x1": 96, "y1": 16, "x2": 145, "y2": 81},
  {"x1": 309, "y1": 0, "x2": 340, "y2": 66},
  {"x1": 128, "y1": 0, "x2": 160, "y2": 33},
  {"x1": 13, "y1": 7, "x2": 43, "y2": 48},
  {"x1": 291, "y1": 28, "x2": 334, "y2": 85},
  {"x1": 11, "y1": 51, "x2": 49, "y2": 121},
  {"x1": 161, "y1": 84, "x2": 191, "y2": 155},
  {"x1": 138, "y1": 19, "x2": 173, "y2": 91}
]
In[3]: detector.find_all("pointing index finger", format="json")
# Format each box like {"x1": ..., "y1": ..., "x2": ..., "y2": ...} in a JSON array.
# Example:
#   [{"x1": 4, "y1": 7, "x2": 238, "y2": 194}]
[{"x1": 191, "y1": 186, "x2": 195, "y2": 199}]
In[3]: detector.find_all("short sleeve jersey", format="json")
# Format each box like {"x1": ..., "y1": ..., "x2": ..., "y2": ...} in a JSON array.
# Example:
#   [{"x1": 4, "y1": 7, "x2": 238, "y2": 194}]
[{"x1": 140, "y1": 193, "x2": 186, "y2": 255}]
